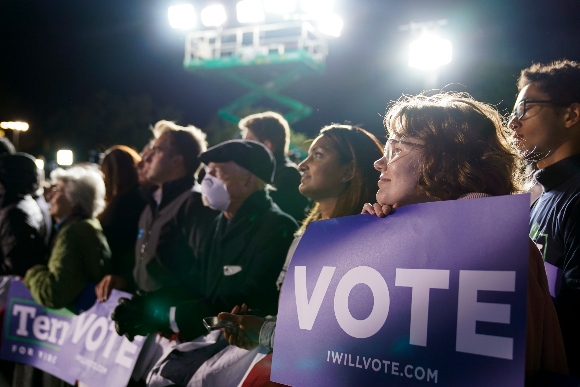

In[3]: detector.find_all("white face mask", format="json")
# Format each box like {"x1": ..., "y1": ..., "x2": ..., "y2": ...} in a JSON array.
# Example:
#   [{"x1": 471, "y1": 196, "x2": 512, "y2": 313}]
[{"x1": 201, "y1": 174, "x2": 231, "y2": 211}]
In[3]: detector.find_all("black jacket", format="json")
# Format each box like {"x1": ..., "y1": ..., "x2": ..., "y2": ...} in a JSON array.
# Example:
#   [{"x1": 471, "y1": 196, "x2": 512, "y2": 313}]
[
  {"x1": 175, "y1": 190, "x2": 298, "y2": 340},
  {"x1": 270, "y1": 155, "x2": 310, "y2": 222},
  {"x1": 530, "y1": 154, "x2": 580, "y2": 373},
  {"x1": 100, "y1": 184, "x2": 146, "y2": 286},
  {"x1": 133, "y1": 175, "x2": 218, "y2": 292},
  {"x1": 0, "y1": 154, "x2": 47, "y2": 275}
]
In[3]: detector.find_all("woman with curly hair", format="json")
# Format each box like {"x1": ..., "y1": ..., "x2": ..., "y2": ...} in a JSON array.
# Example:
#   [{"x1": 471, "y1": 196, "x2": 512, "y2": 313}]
[{"x1": 363, "y1": 92, "x2": 567, "y2": 381}]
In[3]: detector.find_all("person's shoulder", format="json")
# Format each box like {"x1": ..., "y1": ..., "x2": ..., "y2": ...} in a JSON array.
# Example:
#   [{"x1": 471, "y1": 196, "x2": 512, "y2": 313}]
[
  {"x1": 274, "y1": 163, "x2": 301, "y2": 182},
  {"x1": 118, "y1": 186, "x2": 147, "y2": 206},
  {"x1": 183, "y1": 190, "x2": 220, "y2": 219},
  {"x1": 0, "y1": 200, "x2": 36, "y2": 231},
  {"x1": 65, "y1": 218, "x2": 102, "y2": 236},
  {"x1": 12, "y1": 194, "x2": 41, "y2": 214},
  {"x1": 263, "y1": 202, "x2": 299, "y2": 229},
  {"x1": 559, "y1": 171, "x2": 580, "y2": 191}
]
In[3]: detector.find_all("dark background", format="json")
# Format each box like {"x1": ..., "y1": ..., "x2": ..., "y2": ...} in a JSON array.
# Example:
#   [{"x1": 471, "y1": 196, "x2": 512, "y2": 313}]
[{"x1": 1, "y1": 0, "x2": 579, "y2": 160}]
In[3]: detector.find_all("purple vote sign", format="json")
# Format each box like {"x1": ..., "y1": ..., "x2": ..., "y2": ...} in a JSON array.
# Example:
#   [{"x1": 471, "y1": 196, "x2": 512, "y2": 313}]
[
  {"x1": 0, "y1": 280, "x2": 145, "y2": 386},
  {"x1": 1, "y1": 279, "x2": 76, "y2": 383},
  {"x1": 272, "y1": 195, "x2": 530, "y2": 387},
  {"x1": 58, "y1": 289, "x2": 146, "y2": 386}
]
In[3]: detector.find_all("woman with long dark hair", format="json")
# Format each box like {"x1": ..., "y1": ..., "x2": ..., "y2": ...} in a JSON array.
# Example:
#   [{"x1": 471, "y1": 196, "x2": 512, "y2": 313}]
[{"x1": 95, "y1": 145, "x2": 146, "y2": 300}]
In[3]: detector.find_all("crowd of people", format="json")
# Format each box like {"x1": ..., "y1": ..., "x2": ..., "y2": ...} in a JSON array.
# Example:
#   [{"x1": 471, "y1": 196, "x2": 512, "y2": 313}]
[{"x1": 0, "y1": 58, "x2": 579, "y2": 386}]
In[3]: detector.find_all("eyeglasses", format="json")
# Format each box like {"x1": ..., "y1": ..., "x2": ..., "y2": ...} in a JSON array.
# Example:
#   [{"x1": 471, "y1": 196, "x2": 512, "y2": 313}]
[
  {"x1": 385, "y1": 138, "x2": 425, "y2": 163},
  {"x1": 50, "y1": 186, "x2": 64, "y2": 194},
  {"x1": 509, "y1": 99, "x2": 567, "y2": 122}
]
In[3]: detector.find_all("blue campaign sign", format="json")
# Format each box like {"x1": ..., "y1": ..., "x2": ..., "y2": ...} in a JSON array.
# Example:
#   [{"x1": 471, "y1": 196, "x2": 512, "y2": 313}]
[
  {"x1": 1, "y1": 279, "x2": 77, "y2": 384},
  {"x1": 58, "y1": 289, "x2": 146, "y2": 386},
  {"x1": 0, "y1": 280, "x2": 145, "y2": 386},
  {"x1": 271, "y1": 195, "x2": 530, "y2": 386}
]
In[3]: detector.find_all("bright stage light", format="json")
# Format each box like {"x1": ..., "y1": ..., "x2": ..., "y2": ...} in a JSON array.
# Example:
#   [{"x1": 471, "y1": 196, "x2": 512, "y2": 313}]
[
  {"x1": 56, "y1": 150, "x2": 73, "y2": 166},
  {"x1": 201, "y1": 4, "x2": 227, "y2": 27},
  {"x1": 408, "y1": 34, "x2": 452, "y2": 70},
  {"x1": 168, "y1": 4, "x2": 196, "y2": 30},
  {"x1": 236, "y1": 0, "x2": 265, "y2": 23},
  {"x1": 0, "y1": 121, "x2": 29, "y2": 131},
  {"x1": 263, "y1": 0, "x2": 297, "y2": 14},
  {"x1": 318, "y1": 13, "x2": 343, "y2": 37},
  {"x1": 300, "y1": 0, "x2": 334, "y2": 17}
]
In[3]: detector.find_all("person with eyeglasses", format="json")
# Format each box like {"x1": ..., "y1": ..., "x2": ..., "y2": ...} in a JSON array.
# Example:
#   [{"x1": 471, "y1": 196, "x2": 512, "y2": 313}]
[
  {"x1": 362, "y1": 92, "x2": 568, "y2": 381},
  {"x1": 509, "y1": 59, "x2": 580, "y2": 376}
]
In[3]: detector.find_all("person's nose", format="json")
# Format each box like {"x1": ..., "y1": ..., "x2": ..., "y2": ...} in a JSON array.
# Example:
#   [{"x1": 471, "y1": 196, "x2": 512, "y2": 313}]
[
  {"x1": 298, "y1": 157, "x2": 309, "y2": 172},
  {"x1": 508, "y1": 113, "x2": 522, "y2": 131},
  {"x1": 374, "y1": 156, "x2": 386, "y2": 172}
]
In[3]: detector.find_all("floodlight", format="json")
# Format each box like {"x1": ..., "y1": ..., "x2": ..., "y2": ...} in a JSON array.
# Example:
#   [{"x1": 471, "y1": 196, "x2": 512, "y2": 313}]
[
  {"x1": 318, "y1": 13, "x2": 343, "y2": 37},
  {"x1": 0, "y1": 121, "x2": 29, "y2": 131},
  {"x1": 35, "y1": 159, "x2": 44, "y2": 170},
  {"x1": 236, "y1": 0, "x2": 265, "y2": 23},
  {"x1": 168, "y1": 4, "x2": 196, "y2": 30},
  {"x1": 300, "y1": 0, "x2": 334, "y2": 17},
  {"x1": 201, "y1": 4, "x2": 227, "y2": 27},
  {"x1": 408, "y1": 34, "x2": 452, "y2": 70},
  {"x1": 263, "y1": 0, "x2": 297, "y2": 14},
  {"x1": 56, "y1": 150, "x2": 73, "y2": 166}
]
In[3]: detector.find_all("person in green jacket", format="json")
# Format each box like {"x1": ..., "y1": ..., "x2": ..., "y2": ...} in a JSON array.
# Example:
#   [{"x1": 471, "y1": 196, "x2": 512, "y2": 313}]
[{"x1": 24, "y1": 165, "x2": 111, "y2": 311}]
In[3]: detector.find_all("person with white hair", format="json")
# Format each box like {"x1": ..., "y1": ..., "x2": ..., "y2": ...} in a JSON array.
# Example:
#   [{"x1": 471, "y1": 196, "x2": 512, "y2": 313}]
[{"x1": 24, "y1": 165, "x2": 111, "y2": 310}]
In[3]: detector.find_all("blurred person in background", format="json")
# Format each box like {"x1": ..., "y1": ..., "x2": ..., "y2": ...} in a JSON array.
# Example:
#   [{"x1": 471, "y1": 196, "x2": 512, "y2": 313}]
[
  {"x1": 32, "y1": 160, "x2": 52, "y2": 247},
  {"x1": 0, "y1": 153, "x2": 47, "y2": 276},
  {"x1": 24, "y1": 165, "x2": 111, "y2": 310},
  {"x1": 97, "y1": 145, "x2": 146, "y2": 292},
  {"x1": 95, "y1": 121, "x2": 217, "y2": 300},
  {"x1": 136, "y1": 142, "x2": 157, "y2": 193},
  {"x1": 15, "y1": 165, "x2": 111, "y2": 387},
  {"x1": 239, "y1": 112, "x2": 310, "y2": 222}
]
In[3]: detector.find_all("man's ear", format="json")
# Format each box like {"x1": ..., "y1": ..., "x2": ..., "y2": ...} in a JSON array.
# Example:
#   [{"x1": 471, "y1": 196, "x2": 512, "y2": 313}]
[
  {"x1": 565, "y1": 103, "x2": 580, "y2": 128},
  {"x1": 171, "y1": 154, "x2": 184, "y2": 168},
  {"x1": 262, "y1": 140, "x2": 275, "y2": 154},
  {"x1": 242, "y1": 173, "x2": 256, "y2": 189}
]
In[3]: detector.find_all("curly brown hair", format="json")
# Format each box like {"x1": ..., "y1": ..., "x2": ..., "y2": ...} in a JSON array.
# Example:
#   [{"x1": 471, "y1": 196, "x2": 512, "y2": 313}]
[
  {"x1": 518, "y1": 59, "x2": 580, "y2": 104},
  {"x1": 384, "y1": 92, "x2": 524, "y2": 201}
]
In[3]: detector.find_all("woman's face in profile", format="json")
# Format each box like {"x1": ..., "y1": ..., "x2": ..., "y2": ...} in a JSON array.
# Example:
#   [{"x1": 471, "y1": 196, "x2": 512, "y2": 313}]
[
  {"x1": 49, "y1": 181, "x2": 75, "y2": 222},
  {"x1": 374, "y1": 136, "x2": 427, "y2": 208},
  {"x1": 298, "y1": 135, "x2": 350, "y2": 201}
]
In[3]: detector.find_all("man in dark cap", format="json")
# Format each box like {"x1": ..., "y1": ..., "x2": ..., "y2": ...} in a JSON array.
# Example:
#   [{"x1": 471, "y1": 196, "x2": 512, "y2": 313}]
[{"x1": 113, "y1": 139, "x2": 298, "y2": 343}]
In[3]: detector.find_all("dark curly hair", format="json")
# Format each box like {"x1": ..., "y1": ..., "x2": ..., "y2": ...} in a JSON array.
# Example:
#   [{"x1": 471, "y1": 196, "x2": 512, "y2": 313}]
[
  {"x1": 384, "y1": 92, "x2": 524, "y2": 201},
  {"x1": 518, "y1": 59, "x2": 580, "y2": 104}
]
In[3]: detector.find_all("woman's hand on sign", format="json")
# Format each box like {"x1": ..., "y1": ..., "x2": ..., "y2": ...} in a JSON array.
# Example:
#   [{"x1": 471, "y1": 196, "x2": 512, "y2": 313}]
[
  {"x1": 218, "y1": 304, "x2": 264, "y2": 350},
  {"x1": 95, "y1": 274, "x2": 127, "y2": 302},
  {"x1": 361, "y1": 202, "x2": 396, "y2": 218}
]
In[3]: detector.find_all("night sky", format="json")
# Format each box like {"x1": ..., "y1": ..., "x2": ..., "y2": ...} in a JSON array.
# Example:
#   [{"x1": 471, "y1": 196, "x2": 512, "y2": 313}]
[{"x1": 1, "y1": 0, "x2": 580, "y2": 160}]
